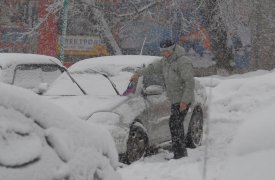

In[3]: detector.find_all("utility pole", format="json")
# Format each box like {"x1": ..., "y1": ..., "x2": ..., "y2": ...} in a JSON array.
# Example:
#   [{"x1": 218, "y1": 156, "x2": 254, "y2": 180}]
[{"x1": 59, "y1": 0, "x2": 69, "y2": 64}]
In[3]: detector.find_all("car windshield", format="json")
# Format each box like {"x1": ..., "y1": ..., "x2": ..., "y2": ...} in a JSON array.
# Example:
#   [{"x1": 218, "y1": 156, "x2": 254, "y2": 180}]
[
  {"x1": 45, "y1": 69, "x2": 131, "y2": 96},
  {"x1": 13, "y1": 64, "x2": 63, "y2": 89}
]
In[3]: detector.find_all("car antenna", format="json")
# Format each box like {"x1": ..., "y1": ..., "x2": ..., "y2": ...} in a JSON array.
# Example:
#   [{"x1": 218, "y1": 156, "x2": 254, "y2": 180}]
[
  {"x1": 89, "y1": 69, "x2": 121, "y2": 96},
  {"x1": 48, "y1": 59, "x2": 87, "y2": 95},
  {"x1": 139, "y1": 36, "x2": 147, "y2": 55}
]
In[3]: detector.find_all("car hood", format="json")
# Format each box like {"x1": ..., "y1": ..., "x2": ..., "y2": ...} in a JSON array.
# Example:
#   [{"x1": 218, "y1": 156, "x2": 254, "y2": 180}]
[
  {"x1": 44, "y1": 94, "x2": 131, "y2": 154},
  {"x1": 44, "y1": 95, "x2": 129, "y2": 120}
]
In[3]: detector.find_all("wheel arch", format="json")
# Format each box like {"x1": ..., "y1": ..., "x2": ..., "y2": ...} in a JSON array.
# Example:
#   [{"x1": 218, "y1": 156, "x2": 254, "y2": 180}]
[
  {"x1": 186, "y1": 104, "x2": 204, "y2": 148},
  {"x1": 126, "y1": 118, "x2": 149, "y2": 164},
  {"x1": 129, "y1": 118, "x2": 149, "y2": 144}
]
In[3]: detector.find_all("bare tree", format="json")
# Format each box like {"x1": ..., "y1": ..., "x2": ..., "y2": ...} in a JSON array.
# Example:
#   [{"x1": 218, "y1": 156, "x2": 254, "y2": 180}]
[
  {"x1": 49, "y1": 0, "x2": 178, "y2": 55},
  {"x1": 250, "y1": 0, "x2": 275, "y2": 70},
  {"x1": 206, "y1": 0, "x2": 275, "y2": 70}
]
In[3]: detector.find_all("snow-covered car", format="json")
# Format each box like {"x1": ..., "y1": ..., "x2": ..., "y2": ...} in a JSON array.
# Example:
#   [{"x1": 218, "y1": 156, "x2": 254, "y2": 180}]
[
  {"x1": 0, "y1": 83, "x2": 121, "y2": 180},
  {"x1": 0, "y1": 53, "x2": 63, "y2": 93},
  {"x1": 43, "y1": 55, "x2": 207, "y2": 163}
]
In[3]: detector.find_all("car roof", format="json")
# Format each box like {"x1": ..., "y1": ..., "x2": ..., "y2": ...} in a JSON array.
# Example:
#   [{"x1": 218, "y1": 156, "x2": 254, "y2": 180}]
[
  {"x1": 69, "y1": 55, "x2": 162, "y2": 73},
  {"x1": 0, "y1": 53, "x2": 62, "y2": 68}
]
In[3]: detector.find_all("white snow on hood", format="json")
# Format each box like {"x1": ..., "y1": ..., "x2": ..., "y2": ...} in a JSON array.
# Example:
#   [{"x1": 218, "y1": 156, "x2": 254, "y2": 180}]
[
  {"x1": 0, "y1": 112, "x2": 42, "y2": 166},
  {"x1": 0, "y1": 82, "x2": 121, "y2": 180}
]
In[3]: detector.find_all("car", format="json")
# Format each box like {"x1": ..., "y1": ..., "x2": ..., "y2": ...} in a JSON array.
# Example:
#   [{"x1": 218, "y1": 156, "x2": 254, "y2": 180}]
[
  {"x1": 0, "y1": 53, "x2": 64, "y2": 93},
  {"x1": 0, "y1": 83, "x2": 121, "y2": 180},
  {"x1": 43, "y1": 55, "x2": 207, "y2": 163}
]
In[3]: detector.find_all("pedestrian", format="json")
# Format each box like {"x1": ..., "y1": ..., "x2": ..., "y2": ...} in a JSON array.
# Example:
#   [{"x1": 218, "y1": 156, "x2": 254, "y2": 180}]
[{"x1": 130, "y1": 39, "x2": 195, "y2": 159}]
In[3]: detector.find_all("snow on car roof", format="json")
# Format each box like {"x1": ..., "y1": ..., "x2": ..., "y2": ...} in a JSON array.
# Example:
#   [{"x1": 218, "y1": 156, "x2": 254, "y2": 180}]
[
  {"x1": 0, "y1": 53, "x2": 62, "y2": 68},
  {"x1": 69, "y1": 55, "x2": 162, "y2": 75}
]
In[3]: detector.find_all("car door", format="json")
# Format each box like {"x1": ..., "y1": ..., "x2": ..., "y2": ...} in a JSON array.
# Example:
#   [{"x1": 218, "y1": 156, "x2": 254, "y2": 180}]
[{"x1": 142, "y1": 74, "x2": 171, "y2": 145}]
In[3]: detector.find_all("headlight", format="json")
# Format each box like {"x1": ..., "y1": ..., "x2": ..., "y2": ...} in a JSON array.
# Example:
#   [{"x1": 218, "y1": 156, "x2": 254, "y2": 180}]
[{"x1": 87, "y1": 112, "x2": 120, "y2": 126}]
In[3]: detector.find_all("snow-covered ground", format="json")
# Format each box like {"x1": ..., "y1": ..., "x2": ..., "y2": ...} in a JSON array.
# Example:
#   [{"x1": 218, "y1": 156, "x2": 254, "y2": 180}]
[{"x1": 118, "y1": 69, "x2": 275, "y2": 180}]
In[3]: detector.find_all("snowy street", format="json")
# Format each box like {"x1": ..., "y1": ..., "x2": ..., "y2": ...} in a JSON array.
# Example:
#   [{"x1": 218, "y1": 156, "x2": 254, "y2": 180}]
[
  {"x1": 1, "y1": 0, "x2": 274, "y2": 179},
  {"x1": 1, "y1": 54, "x2": 274, "y2": 180}
]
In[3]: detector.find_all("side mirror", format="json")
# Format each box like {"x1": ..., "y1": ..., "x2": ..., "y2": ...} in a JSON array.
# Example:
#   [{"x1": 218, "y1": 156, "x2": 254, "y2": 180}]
[
  {"x1": 36, "y1": 83, "x2": 49, "y2": 95},
  {"x1": 144, "y1": 85, "x2": 163, "y2": 95}
]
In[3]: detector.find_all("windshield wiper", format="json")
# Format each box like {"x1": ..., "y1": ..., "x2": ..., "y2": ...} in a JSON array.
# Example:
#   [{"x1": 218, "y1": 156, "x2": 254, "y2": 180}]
[
  {"x1": 89, "y1": 69, "x2": 121, "y2": 96},
  {"x1": 47, "y1": 59, "x2": 87, "y2": 95}
]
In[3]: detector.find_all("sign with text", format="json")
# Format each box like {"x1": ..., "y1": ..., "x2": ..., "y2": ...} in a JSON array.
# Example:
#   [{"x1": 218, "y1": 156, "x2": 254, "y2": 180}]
[
  {"x1": 64, "y1": 36, "x2": 102, "y2": 51},
  {"x1": 62, "y1": 36, "x2": 108, "y2": 56}
]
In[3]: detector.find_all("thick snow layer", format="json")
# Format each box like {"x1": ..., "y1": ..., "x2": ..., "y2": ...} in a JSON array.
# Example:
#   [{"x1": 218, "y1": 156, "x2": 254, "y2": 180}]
[
  {"x1": 219, "y1": 87, "x2": 275, "y2": 180},
  {"x1": 0, "y1": 53, "x2": 62, "y2": 68},
  {"x1": 0, "y1": 83, "x2": 121, "y2": 180},
  {"x1": 54, "y1": 148, "x2": 122, "y2": 180},
  {"x1": 69, "y1": 55, "x2": 161, "y2": 74},
  {"x1": 220, "y1": 149, "x2": 275, "y2": 180},
  {"x1": 231, "y1": 103, "x2": 275, "y2": 156},
  {"x1": 0, "y1": 107, "x2": 42, "y2": 167}
]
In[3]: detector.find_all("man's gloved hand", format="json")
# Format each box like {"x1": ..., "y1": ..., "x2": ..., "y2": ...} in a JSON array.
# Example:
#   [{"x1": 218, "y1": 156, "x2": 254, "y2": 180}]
[
  {"x1": 180, "y1": 102, "x2": 188, "y2": 112},
  {"x1": 130, "y1": 73, "x2": 139, "y2": 82}
]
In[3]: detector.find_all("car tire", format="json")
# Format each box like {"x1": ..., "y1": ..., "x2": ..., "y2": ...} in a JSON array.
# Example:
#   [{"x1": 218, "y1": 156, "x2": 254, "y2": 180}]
[
  {"x1": 186, "y1": 107, "x2": 203, "y2": 148},
  {"x1": 126, "y1": 124, "x2": 148, "y2": 164}
]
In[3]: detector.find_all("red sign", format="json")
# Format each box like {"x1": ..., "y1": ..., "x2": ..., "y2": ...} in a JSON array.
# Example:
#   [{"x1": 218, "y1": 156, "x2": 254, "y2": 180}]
[{"x1": 37, "y1": 0, "x2": 58, "y2": 57}]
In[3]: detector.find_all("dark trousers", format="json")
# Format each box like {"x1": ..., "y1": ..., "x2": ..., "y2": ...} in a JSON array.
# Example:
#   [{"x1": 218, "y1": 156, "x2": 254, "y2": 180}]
[{"x1": 169, "y1": 103, "x2": 188, "y2": 158}]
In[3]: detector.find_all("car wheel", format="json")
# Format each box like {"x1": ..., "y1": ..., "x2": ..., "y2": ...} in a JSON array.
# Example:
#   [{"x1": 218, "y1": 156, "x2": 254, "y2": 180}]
[
  {"x1": 186, "y1": 107, "x2": 203, "y2": 148},
  {"x1": 126, "y1": 125, "x2": 148, "y2": 164}
]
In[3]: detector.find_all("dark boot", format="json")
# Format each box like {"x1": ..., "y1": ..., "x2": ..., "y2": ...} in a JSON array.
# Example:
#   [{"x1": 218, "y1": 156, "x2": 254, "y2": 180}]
[{"x1": 173, "y1": 146, "x2": 188, "y2": 159}]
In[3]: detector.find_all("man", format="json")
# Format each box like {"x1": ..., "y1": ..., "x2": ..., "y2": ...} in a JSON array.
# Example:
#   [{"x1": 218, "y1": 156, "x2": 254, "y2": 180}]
[{"x1": 130, "y1": 39, "x2": 195, "y2": 159}]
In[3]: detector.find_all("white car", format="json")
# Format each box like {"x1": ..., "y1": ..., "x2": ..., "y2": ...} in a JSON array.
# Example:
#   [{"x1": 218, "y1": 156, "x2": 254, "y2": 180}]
[
  {"x1": 44, "y1": 55, "x2": 207, "y2": 163},
  {"x1": 0, "y1": 83, "x2": 121, "y2": 180},
  {"x1": 0, "y1": 53, "x2": 63, "y2": 93}
]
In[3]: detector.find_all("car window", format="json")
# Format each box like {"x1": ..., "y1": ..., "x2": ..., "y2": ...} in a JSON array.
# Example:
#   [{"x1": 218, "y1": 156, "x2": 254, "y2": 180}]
[
  {"x1": 13, "y1": 64, "x2": 62, "y2": 89},
  {"x1": 41, "y1": 64, "x2": 61, "y2": 72},
  {"x1": 143, "y1": 74, "x2": 165, "y2": 89}
]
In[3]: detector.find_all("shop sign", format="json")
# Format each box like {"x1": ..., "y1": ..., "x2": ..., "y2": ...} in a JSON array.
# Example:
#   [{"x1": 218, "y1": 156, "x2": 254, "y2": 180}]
[{"x1": 62, "y1": 36, "x2": 108, "y2": 56}]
